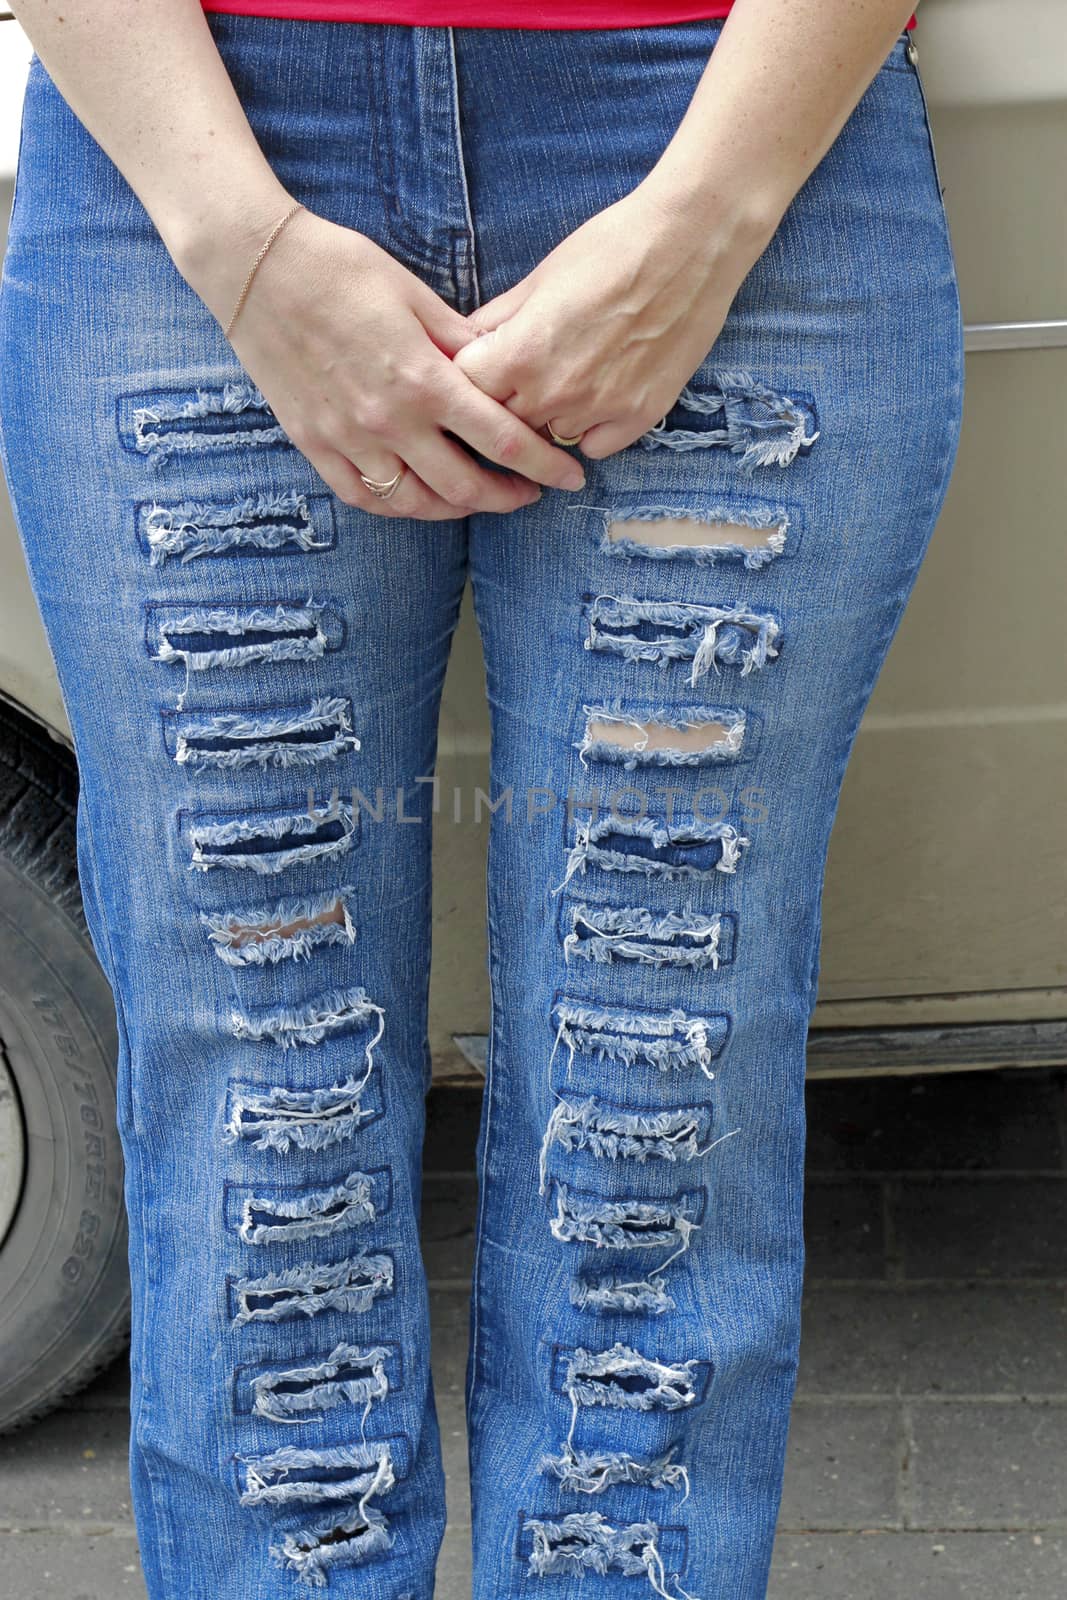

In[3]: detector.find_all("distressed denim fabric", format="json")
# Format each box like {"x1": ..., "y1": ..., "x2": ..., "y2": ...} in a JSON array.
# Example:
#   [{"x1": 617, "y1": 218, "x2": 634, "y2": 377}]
[{"x1": 0, "y1": 16, "x2": 962, "y2": 1600}]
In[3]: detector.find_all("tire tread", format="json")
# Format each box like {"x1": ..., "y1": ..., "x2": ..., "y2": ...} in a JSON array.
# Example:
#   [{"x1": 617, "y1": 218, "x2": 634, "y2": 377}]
[{"x1": 0, "y1": 698, "x2": 131, "y2": 1436}]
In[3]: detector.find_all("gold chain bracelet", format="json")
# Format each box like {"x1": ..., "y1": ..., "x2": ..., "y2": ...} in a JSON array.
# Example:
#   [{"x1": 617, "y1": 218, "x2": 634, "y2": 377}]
[{"x1": 223, "y1": 202, "x2": 305, "y2": 340}]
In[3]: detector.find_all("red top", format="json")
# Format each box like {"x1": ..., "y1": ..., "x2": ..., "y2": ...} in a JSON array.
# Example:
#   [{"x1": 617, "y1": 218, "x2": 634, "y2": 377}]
[
  {"x1": 201, "y1": 1, "x2": 733, "y2": 21},
  {"x1": 202, "y1": 1, "x2": 915, "y2": 28}
]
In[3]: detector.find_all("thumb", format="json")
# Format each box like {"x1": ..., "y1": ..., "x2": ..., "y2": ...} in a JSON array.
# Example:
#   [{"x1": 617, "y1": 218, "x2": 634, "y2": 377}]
[
  {"x1": 465, "y1": 275, "x2": 534, "y2": 335},
  {"x1": 419, "y1": 274, "x2": 533, "y2": 356},
  {"x1": 419, "y1": 297, "x2": 484, "y2": 358},
  {"x1": 451, "y1": 324, "x2": 513, "y2": 399}
]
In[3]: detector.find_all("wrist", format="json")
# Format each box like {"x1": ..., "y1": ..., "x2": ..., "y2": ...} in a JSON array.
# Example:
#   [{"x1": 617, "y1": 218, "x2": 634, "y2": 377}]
[
  {"x1": 636, "y1": 160, "x2": 786, "y2": 274},
  {"x1": 162, "y1": 176, "x2": 301, "y2": 324}
]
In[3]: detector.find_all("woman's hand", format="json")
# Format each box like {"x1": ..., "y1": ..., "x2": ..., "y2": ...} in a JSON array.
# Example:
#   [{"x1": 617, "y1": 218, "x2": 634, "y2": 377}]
[
  {"x1": 8, "y1": 0, "x2": 585, "y2": 521},
  {"x1": 452, "y1": 0, "x2": 916, "y2": 461},
  {"x1": 452, "y1": 184, "x2": 775, "y2": 460},
  {"x1": 184, "y1": 203, "x2": 588, "y2": 520}
]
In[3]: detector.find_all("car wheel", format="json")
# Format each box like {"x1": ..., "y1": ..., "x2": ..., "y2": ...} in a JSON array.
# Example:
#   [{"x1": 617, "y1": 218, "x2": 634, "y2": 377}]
[{"x1": 0, "y1": 699, "x2": 129, "y2": 1433}]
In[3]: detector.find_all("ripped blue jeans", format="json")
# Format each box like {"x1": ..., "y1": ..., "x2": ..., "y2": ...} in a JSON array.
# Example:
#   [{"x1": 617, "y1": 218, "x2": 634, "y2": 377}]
[{"x1": 0, "y1": 17, "x2": 962, "y2": 1600}]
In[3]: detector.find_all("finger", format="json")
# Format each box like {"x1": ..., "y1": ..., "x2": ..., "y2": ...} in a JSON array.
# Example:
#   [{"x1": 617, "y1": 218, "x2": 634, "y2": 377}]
[
  {"x1": 543, "y1": 412, "x2": 591, "y2": 445},
  {"x1": 502, "y1": 388, "x2": 594, "y2": 445},
  {"x1": 313, "y1": 446, "x2": 471, "y2": 522},
  {"x1": 338, "y1": 444, "x2": 453, "y2": 517},
  {"x1": 401, "y1": 431, "x2": 545, "y2": 515},
  {"x1": 502, "y1": 390, "x2": 588, "y2": 443},
  {"x1": 441, "y1": 377, "x2": 587, "y2": 491},
  {"x1": 505, "y1": 392, "x2": 552, "y2": 430},
  {"x1": 451, "y1": 326, "x2": 516, "y2": 401},
  {"x1": 328, "y1": 430, "x2": 533, "y2": 521},
  {"x1": 334, "y1": 402, "x2": 543, "y2": 514},
  {"x1": 465, "y1": 279, "x2": 534, "y2": 335},
  {"x1": 348, "y1": 446, "x2": 407, "y2": 496},
  {"x1": 417, "y1": 293, "x2": 486, "y2": 359},
  {"x1": 570, "y1": 415, "x2": 648, "y2": 460}
]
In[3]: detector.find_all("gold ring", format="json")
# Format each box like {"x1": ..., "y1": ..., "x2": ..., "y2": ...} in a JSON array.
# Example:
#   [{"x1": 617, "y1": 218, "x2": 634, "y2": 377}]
[
  {"x1": 547, "y1": 423, "x2": 584, "y2": 448},
  {"x1": 359, "y1": 465, "x2": 406, "y2": 500}
]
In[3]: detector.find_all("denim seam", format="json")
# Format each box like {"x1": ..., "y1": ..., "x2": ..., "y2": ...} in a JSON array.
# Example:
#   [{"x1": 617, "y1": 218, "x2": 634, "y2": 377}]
[
  {"x1": 541, "y1": 1084, "x2": 715, "y2": 1124},
  {"x1": 142, "y1": 598, "x2": 346, "y2": 653},
  {"x1": 77, "y1": 806, "x2": 177, "y2": 1594},
  {"x1": 178, "y1": 794, "x2": 358, "y2": 828},
  {"x1": 230, "y1": 1430, "x2": 415, "y2": 1498},
  {"x1": 556, "y1": 805, "x2": 752, "y2": 892},
  {"x1": 226, "y1": 1257, "x2": 396, "y2": 1326},
  {"x1": 573, "y1": 698, "x2": 763, "y2": 765},
  {"x1": 548, "y1": 1346, "x2": 713, "y2": 1404},
  {"x1": 514, "y1": 1507, "x2": 691, "y2": 1572},
  {"x1": 133, "y1": 491, "x2": 336, "y2": 561},
  {"x1": 115, "y1": 386, "x2": 295, "y2": 460},
  {"x1": 546, "y1": 1176, "x2": 708, "y2": 1227},
  {"x1": 463, "y1": 548, "x2": 504, "y2": 1469},
  {"x1": 549, "y1": 1051, "x2": 722, "y2": 1102},
  {"x1": 232, "y1": 1342, "x2": 406, "y2": 1416},
  {"x1": 445, "y1": 26, "x2": 482, "y2": 311},
  {"x1": 547, "y1": 988, "x2": 733, "y2": 1060},
  {"x1": 590, "y1": 492, "x2": 806, "y2": 567},
  {"x1": 907, "y1": 45, "x2": 951, "y2": 202},
  {"x1": 556, "y1": 896, "x2": 739, "y2": 973},
  {"x1": 161, "y1": 698, "x2": 359, "y2": 761},
  {"x1": 223, "y1": 1075, "x2": 386, "y2": 1151},
  {"x1": 222, "y1": 1164, "x2": 393, "y2": 1238},
  {"x1": 363, "y1": 26, "x2": 469, "y2": 275}
]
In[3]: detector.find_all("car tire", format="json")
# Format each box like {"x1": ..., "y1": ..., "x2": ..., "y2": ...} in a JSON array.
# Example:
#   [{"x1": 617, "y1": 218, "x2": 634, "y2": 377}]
[{"x1": 0, "y1": 699, "x2": 129, "y2": 1434}]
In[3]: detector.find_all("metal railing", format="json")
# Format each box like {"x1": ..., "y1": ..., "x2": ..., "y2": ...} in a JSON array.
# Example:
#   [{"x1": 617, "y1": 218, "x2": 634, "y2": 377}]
[{"x1": 964, "y1": 320, "x2": 1067, "y2": 352}]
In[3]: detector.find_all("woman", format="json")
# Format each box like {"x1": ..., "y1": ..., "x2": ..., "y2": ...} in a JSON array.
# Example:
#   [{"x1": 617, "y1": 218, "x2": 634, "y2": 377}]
[{"x1": 0, "y1": 1, "x2": 961, "y2": 1595}]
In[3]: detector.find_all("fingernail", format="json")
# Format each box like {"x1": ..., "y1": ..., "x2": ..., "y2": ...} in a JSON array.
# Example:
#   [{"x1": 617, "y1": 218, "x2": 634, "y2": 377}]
[{"x1": 563, "y1": 468, "x2": 586, "y2": 490}]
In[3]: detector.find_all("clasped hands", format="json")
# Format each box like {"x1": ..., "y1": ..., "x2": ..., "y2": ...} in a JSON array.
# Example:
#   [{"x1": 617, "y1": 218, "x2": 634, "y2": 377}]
[
  {"x1": 220, "y1": 181, "x2": 772, "y2": 522},
  {"x1": 450, "y1": 184, "x2": 745, "y2": 482}
]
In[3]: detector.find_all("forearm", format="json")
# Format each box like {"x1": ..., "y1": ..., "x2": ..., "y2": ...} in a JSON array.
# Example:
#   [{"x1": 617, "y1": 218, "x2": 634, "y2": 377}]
[
  {"x1": 8, "y1": 1, "x2": 294, "y2": 316},
  {"x1": 642, "y1": 0, "x2": 918, "y2": 259}
]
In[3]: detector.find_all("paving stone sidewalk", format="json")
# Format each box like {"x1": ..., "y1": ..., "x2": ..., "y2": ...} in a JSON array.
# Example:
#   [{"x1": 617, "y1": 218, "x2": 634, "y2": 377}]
[{"x1": 3, "y1": 1068, "x2": 1065, "y2": 1598}]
